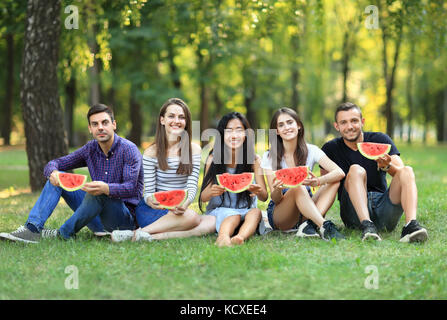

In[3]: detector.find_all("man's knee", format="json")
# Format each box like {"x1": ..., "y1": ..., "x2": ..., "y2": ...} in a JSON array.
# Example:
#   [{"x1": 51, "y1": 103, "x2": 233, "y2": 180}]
[
  {"x1": 345, "y1": 165, "x2": 366, "y2": 187},
  {"x1": 396, "y1": 166, "x2": 415, "y2": 181}
]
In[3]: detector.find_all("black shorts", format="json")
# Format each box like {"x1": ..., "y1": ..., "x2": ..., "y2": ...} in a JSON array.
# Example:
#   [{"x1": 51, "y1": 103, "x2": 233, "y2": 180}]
[{"x1": 339, "y1": 186, "x2": 404, "y2": 232}]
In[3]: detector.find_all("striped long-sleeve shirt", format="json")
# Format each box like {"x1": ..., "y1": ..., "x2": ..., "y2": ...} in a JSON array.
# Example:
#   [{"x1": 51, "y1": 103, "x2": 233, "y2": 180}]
[{"x1": 143, "y1": 153, "x2": 201, "y2": 204}]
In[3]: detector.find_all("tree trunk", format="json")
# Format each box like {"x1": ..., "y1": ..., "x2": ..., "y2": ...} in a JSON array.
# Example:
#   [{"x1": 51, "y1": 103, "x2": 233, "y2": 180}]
[
  {"x1": 197, "y1": 49, "x2": 210, "y2": 134},
  {"x1": 128, "y1": 88, "x2": 142, "y2": 147},
  {"x1": 64, "y1": 75, "x2": 76, "y2": 147},
  {"x1": 406, "y1": 41, "x2": 415, "y2": 144},
  {"x1": 2, "y1": 33, "x2": 14, "y2": 146},
  {"x1": 341, "y1": 30, "x2": 350, "y2": 102},
  {"x1": 382, "y1": 20, "x2": 403, "y2": 139},
  {"x1": 21, "y1": 0, "x2": 68, "y2": 191},
  {"x1": 290, "y1": 34, "x2": 300, "y2": 113},
  {"x1": 167, "y1": 35, "x2": 181, "y2": 90},
  {"x1": 88, "y1": 23, "x2": 102, "y2": 106}
]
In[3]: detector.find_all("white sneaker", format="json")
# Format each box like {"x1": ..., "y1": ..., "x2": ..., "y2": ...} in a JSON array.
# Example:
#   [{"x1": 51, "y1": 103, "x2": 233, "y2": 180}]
[
  {"x1": 111, "y1": 230, "x2": 134, "y2": 242},
  {"x1": 93, "y1": 231, "x2": 112, "y2": 237},
  {"x1": 134, "y1": 230, "x2": 153, "y2": 242}
]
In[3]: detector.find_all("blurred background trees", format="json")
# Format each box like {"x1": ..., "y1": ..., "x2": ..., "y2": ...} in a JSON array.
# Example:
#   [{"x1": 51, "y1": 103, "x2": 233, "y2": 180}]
[{"x1": 1, "y1": 0, "x2": 446, "y2": 186}]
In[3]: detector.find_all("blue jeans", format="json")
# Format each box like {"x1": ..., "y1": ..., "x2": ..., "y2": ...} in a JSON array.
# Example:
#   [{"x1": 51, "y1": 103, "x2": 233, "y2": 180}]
[
  {"x1": 135, "y1": 199, "x2": 168, "y2": 228},
  {"x1": 26, "y1": 180, "x2": 136, "y2": 239},
  {"x1": 339, "y1": 186, "x2": 403, "y2": 231}
]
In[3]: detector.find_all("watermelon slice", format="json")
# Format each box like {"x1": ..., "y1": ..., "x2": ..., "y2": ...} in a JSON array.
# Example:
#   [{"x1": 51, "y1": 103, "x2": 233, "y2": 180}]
[
  {"x1": 152, "y1": 189, "x2": 188, "y2": 209},
  {"x1": 357, "y1": 142, "x2": 391, "y2": 160},
  {"x1": 275, "y1": 166, "x2": 308, "y2": 188},
  {"x1": 216, "y1": 172, "x2": 254, "y2": 193},
  {"x1": 57, "y1": 172, "x2": 87, "y2": 192}
]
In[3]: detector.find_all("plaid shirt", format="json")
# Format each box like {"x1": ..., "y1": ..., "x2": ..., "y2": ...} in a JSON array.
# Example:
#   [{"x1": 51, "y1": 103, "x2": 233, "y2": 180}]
[{"x1": 44, "y1": 133, "x2": 143, "y2": 212}]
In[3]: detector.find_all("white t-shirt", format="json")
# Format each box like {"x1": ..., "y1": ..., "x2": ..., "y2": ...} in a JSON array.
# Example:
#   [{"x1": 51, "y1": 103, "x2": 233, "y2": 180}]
[{"x1": 260, "y1": 143, "x2": 325, "y2": 171}]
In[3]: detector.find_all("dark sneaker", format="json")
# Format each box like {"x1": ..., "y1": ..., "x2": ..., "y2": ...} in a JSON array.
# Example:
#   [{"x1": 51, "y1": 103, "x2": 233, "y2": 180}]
[
  {"x1": 0, "y1": 225, "x2": 40, "y2": 244},
  {"x1": 296, "y1": 220, "x2": 320, "y2": 238},
  {"x1": 319, "y1": 220, "x2": 345, "y2": 241},
  {"x1": 400, "y1": 220, "x2": 428, "y2": 243},
  {"x1": 360, "y1": 220, "x2": 382, "y2": 241}
]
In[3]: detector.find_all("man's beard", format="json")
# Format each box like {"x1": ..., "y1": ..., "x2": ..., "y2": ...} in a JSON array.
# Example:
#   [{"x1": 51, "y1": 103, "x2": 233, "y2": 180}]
[{"x1": 343, "y1": 131, "x2": 361, "y2": 142}]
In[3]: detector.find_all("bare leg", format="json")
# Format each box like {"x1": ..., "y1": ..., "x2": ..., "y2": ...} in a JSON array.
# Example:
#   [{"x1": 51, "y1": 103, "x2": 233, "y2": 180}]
[
  {"x1": 141, "y1": 209, "x2": 200, "y2": 234},
  {"x1": 152, "y1": 215, "x2": 216, "y2": 240},
  {"x1": 216, "y1": 215, "x2": 241, "y2": 247},
  {"x1": 312, "y1": 181, "x2": 340, "y2": 217},
  {"x1": 231, "y1": 208, "x2": 261, "y2": 245},
  {"x1": 273, "y1": 186, "x2": 325, "y2": 230},
  {"x1": 344, "y1": 164, "x2": 370, "y2": 222},
  {"x1": 388, "y1": 166, "x2": 417, "y2": 223}
]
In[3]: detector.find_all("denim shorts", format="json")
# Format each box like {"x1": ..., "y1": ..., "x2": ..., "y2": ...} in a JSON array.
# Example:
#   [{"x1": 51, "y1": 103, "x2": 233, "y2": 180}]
[
  {"x1": 135, "y1": 199, "x2": 169, "y2": 228},
  {"x1": 339, "y1": 186, "x2": 403, "y2": 232},
  {"x1": 207, "y1": 207, "x2": 252, "y2": 233},
  {"x1": 267, "y1": 186, "x2": 313, "y2": 230}
]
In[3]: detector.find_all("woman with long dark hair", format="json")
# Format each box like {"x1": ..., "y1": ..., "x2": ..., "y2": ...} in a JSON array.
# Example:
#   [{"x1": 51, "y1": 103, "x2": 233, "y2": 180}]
[
  {"x1": 199, "y1": 112, "x2": 268, "y2": 247},
  {"x1": 262, "y1": 107, "x2": 345, "y2": 240},
  {"x1": 111, "y1": 98, "x2": 215, "y2": 242}
]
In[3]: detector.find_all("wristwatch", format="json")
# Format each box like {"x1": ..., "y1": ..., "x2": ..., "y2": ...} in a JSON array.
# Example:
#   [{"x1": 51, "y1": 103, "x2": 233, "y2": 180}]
[{"x1": 380, "y1": 164, "x2": 391, "y2": 172}]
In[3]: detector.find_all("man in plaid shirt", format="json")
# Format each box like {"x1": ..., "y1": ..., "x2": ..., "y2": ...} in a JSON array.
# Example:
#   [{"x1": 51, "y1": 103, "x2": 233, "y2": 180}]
[{"x1": 0, "y1": 104, "x2": 143, "y2": 243}]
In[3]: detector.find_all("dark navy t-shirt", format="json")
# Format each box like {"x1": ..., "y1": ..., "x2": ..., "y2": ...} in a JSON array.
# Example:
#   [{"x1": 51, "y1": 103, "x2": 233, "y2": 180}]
[{"x1": 321, "y1": 132, "x2": 400, "y2": 200}]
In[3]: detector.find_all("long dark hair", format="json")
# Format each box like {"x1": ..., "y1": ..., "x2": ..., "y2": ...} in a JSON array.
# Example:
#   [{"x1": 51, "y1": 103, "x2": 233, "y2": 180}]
[
  {"x1": 153, "y1": 98, "x2": 193, "y2": 175},
  {"x1": 269, "y1": 107, "x2": 308, "y2": 170},
  {"x1": 199, "y1": 112, "x2": 255, "y2": 212}
]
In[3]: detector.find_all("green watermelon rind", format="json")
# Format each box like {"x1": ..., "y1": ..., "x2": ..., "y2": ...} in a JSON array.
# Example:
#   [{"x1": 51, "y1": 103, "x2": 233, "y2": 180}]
[
  {"x1": 57, "y1": 172, "x2": 87, "y2": 192},
  {"x1": 216, "y1": 172, "x2": 254, "y2": 193},
  {"x1": 152, "y1": 189, "x2": 188, "y2": 210},
  {"x1": 357, "y1": 142, "x2": 391, "y2": 160},
  {"x1": 275, "y1": 166, "x2": 309, "y2": 188}
]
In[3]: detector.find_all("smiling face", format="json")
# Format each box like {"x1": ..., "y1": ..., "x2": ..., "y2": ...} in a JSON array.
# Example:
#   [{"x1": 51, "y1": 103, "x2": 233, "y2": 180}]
[
  {"x1": 224, "y1": 118, "x2": 246, "y2": 150},
  {"x1": 88, "y1": 112, "x2": 116, "y2": 143},
  {"x1": 160, "y1": 104, "x2": 187, "y2": 137},
  {"x1": 334, "y1": 108, "x2": 365, "y2": 142},
  {"x1": 276, "y1": 113, "x2": 300, "y2": 141}
]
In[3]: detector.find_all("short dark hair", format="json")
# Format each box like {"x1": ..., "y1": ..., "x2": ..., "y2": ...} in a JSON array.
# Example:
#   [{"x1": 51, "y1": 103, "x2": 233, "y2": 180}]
[
  {"x1": 335, "y1": 102, "x2": 362, "y2": 122},
  {"x1": 87, "y1": 103, "x2": 114, "y2": 124}
]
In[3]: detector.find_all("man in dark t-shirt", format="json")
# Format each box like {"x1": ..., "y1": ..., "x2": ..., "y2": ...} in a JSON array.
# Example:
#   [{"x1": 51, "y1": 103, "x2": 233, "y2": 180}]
[{"x1": 320, "y1": 102, "x2": 428, "y2": 243}]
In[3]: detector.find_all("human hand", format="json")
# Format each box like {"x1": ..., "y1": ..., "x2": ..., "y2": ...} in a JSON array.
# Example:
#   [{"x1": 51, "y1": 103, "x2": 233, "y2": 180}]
[
  {"x1": 210, "y1": 184, "x2": 226, "y2": 197},
  {"x1": 248, "y1": 184, "x2": 262, "y2": 197},
  {"x1": 302, "y1": 171, "x2": 320, "y2": 187},
  {"x1": 49, "y1": 170, "x2": 60, "y2": 187},
  {"x1": 272, "y1": 177, "x2": 287, "y2": 191},
  {"x1": 146, "y1": 196, "x2": 164, "y2": 210},
  {"x1": 82, "y1": 181, "x2": 109, "y2": 196},
  {"x1": 376, "y1": 153, "x2": 392, "y2": 170},
  {"x1": 171, "y1": 204, "x2": 187, "y2": 215}
]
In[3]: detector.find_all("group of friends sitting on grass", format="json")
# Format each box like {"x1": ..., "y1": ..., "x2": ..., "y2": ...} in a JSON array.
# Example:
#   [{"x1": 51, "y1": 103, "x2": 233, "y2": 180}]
[{"x1": 0, "y1": 99, "x2": 428, "y2": 246}]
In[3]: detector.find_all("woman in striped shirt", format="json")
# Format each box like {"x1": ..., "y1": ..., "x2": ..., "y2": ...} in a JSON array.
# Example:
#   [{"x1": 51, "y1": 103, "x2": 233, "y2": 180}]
[{"x1": 112, "y1": 98, "x2": 216, "y2": 242}]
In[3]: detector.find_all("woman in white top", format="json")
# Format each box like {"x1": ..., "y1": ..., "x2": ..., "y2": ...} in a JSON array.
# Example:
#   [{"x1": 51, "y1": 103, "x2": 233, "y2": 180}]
[
  {"x1": 262, "y1": 107, "x2": 345, "y2": 240},
  {"x1": 111, "y1": 98, "x2": 216, "y2": 242}
]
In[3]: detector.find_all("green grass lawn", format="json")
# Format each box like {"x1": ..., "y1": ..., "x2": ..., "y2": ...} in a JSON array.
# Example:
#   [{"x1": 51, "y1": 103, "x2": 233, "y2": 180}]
[{"x1": 0, "y1": 145, "x2": 446, "y2": 299}]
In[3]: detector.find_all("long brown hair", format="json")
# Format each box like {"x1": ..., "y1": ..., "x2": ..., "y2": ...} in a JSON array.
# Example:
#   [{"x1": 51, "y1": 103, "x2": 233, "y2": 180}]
[
  {"x1": 153, "y1": 98, "x2": 193, "y2": 175},
  {"x1": 269, "y1": 107, "x2": 308, "y2": 170}
]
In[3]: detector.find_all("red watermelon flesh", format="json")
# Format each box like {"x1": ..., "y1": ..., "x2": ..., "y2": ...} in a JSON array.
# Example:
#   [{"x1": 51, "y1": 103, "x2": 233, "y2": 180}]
[
  {"x1": 275, "y1": 166, "x2": 308, "y2": 188},
  {"x1": 357, "y1": 142, "x2": 391, "y2": 160},
  {"x1": 216, "y1": 172, "x2": 254, "y2": 193},
  {"x1": 57, "y1": 172, "x2": 87, "y2": 192},
  {"x1": 153, "y1": 189, "x2": 188, "y2": 209}
]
